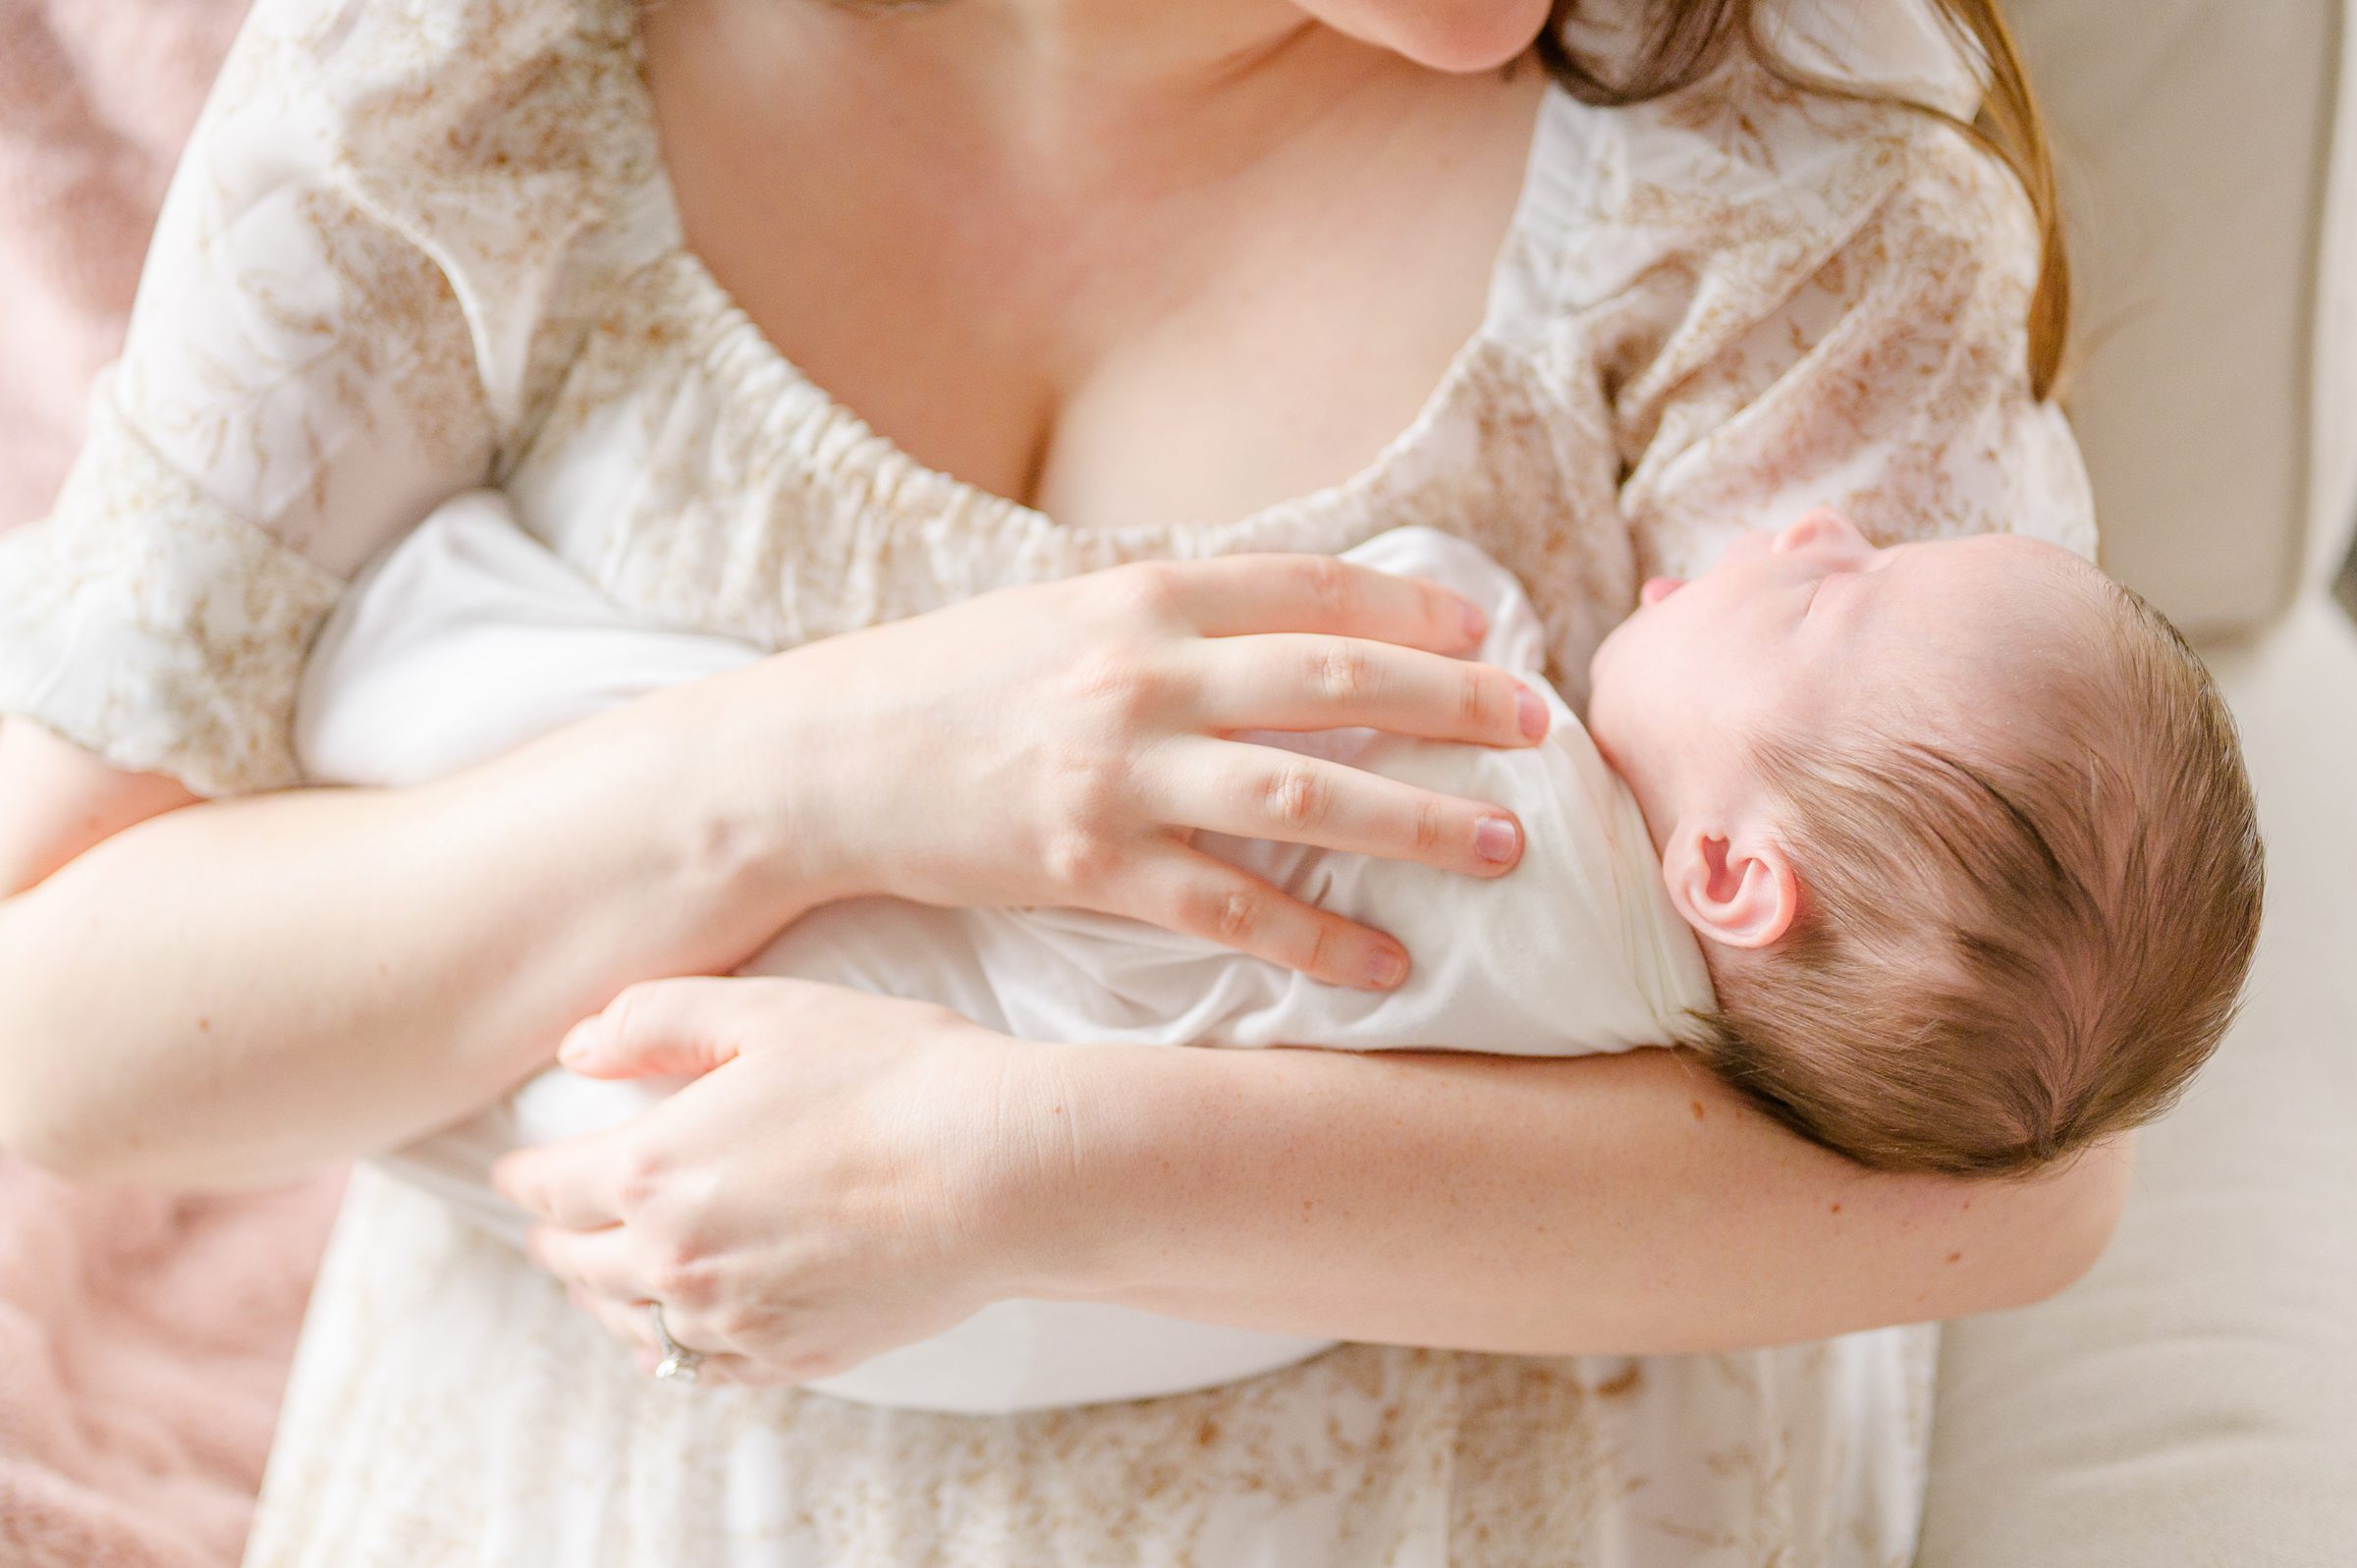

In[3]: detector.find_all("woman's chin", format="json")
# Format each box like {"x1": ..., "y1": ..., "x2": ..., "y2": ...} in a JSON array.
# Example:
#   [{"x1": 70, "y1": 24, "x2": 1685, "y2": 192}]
[{"x1": 1309, "y1": 0, "x2": 1552, "y2": 75}]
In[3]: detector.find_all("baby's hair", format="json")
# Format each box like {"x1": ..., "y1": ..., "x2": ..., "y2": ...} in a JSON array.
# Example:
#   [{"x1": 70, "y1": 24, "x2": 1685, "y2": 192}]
[{"x1": 1693, "y1": 570, "x2": 2264, "y2": 1176}]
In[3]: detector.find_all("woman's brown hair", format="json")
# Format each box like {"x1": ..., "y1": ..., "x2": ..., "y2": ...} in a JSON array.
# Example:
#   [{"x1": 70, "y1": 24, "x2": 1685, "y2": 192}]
[{"x1": 1537, "y1": 0, "x2": 2069, "y2": 401}]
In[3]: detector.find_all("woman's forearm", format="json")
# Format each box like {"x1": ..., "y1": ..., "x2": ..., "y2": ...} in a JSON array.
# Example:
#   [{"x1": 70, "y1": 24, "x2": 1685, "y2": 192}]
[
  {"x1": 1025, "y1": 1042, "x2": 2132, "y2": 1354},
  {"x1": 0, "y1": 673, "x2": 841, "y2": 1188}
]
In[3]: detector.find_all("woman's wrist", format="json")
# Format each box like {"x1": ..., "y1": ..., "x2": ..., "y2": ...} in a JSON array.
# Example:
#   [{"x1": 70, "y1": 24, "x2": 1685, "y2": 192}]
[
  {"x1": 976, "y1": 1037, "x2": 1234, "y2": 1311},
  {"x1": 643, "y1": 651, "x2": 887, "y2": 925},
  {"x1": 962, "y1": 1037, "x2": 1139, "y2": 1305}
]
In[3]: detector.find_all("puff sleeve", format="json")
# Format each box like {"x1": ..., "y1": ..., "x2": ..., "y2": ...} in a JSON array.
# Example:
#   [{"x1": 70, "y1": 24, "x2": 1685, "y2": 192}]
[
  {"x1": 0, "y1": 0, "x2": 495, "y2": 796},
  {"x1": 1532, "y1": 5, "x2": 2096, "y2": 584},
  {"x1": 1616, "y1": 126, "x2": 2095, "y2": 579}
]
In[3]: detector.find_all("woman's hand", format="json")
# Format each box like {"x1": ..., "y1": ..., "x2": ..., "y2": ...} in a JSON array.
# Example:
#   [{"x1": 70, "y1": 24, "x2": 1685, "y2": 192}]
[
  {"x1": 489, "y1": 977, "x2": 1063, "y2": 1387},
  {"x1": 488, "y1": 970, "x2": 2132, "y2": 1384},
  {"x1": 752, "y1": 555, "x2": 1549, "y2": 990}
]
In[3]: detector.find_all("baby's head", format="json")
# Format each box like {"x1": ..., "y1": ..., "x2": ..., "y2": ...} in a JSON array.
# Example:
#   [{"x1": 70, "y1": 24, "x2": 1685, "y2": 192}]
[{"x1": 1587, "y1": 510, "x2": 2264, "y2": 1176}]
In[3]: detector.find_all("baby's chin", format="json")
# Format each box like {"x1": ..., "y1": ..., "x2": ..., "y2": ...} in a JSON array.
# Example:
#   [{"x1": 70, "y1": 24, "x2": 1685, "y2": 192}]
[
  {"x1": 1584, "y1": 645, "x2": 1622, "y2": 728},
  {"x1": 1586, "y1": 614, "x2": 1652, "y2": 714},
  {"x1": 1581, "y1": 663, "x2": 1640, "y2": 768}
]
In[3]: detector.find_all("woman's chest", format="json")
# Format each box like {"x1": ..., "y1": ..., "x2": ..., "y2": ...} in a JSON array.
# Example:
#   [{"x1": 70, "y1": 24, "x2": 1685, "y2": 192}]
[
  {"x1": 503, "y1": 19, "x2": 1638, "y2": 694},
  {"x1": 632, "y1": 7, "x2": 1550, "y2": 533},
  {"x1": 508, "y1": 245, "x2": 1631, "y2": 713}
]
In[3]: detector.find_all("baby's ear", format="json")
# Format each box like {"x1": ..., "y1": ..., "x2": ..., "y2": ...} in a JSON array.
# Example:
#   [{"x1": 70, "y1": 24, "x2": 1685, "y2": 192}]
[{"x1": 1661, "y1": 821, "x2": 1799, "y2": 950}]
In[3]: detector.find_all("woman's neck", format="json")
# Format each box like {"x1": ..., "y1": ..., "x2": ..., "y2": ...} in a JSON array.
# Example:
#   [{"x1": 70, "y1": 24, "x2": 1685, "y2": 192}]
[
  {"x1": 711, "y1": 0, "x2": 1423, "y2": 193},
  {"x1": 822, "y1": 0, "x2": 1325, "y2": 91}
]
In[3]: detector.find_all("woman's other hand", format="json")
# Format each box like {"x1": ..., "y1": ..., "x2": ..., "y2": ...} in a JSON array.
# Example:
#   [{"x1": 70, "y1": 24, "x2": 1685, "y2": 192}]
[
  {"x1": 755, "y1": 555, "x2": 1548, "y2": 990},
  {"x1": 489, "y1": 977, "x2": 1066, "y2": 1387},
  {"x1": 489, "y1": 973, "x2": 2135, "y2": 1388}
]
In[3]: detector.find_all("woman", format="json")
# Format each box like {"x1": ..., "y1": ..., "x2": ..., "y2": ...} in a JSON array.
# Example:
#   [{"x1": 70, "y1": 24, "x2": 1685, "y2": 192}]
[{"x1": 0, "y1": 0, "x2": 2122, "y2": 1561}]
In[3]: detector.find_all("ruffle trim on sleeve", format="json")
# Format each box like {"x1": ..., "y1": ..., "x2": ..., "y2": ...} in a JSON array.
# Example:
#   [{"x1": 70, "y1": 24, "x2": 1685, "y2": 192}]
[{"x1": 0, "y1": 387, "x2": 343, "y2": 797}]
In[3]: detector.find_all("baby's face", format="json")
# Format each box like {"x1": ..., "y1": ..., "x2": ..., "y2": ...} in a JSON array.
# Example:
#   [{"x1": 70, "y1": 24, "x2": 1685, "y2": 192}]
[{"x1": 1587, "y1": 510, "x2": 2095, "y2": 815}]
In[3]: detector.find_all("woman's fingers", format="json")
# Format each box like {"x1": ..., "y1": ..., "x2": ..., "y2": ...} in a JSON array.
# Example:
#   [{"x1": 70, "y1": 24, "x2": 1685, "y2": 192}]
[
  {"x1": 576, "y1": 1284, "x2": 659, "y2": 1352},
  {"x1": 580, "y1": 1287, "x2": 765, "y2": 1382},
  {"x1": 1131, "y1": 845, "x2": 1412, "y2": 990},
  {"x1": 552, "y1": 1244, "x2": 774, "y2": 1381},
  {"x1": 561, "y1": 976, "x2": 755, "y2": 1078},
  {"x1": 1124, "y1": 555, "x2": 1488, "y2": 651},
  {"x1": 1189, "y1": 635, "x2": 1547, "y2": 747},
  {"x1": 1149, "y1": 736, "x2": 1524, "y2": 880},
  {"x1": 492, "y1": 1131, "x2": 632, "y2": 1229},
  {"x1": 528, "y1": 1222, "x2": 640, "y2": 1300}
]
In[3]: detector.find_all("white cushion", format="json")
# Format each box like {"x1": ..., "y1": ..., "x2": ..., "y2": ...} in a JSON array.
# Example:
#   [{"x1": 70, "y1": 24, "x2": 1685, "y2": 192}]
[
  {"x1": 2311, "y1": 9, "x2": 2357, "y2": 592},
  {"x1": 2008, "y1": 0, "x2": 2356, "y2": 628}
]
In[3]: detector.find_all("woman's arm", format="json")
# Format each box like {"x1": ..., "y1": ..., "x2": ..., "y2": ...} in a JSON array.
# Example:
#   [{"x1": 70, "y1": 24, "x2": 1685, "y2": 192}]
[
  {"x1": 0, "y1": 556, "x2": 1543, "y2": 1190},
  {"x1": 0, "y1": 681, "x2": 829, "y2": 1188},
  {"x1": 494, "y1": 980, "x2": 2129, "y2": 1382},
  {"x1": 1024, "y1": 1040, "x2": 2132, "y2": 1353}
]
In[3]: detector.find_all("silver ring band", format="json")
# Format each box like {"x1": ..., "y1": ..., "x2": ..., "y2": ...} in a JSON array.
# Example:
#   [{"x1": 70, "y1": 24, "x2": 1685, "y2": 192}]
[{"x1": 649, "y1": 1301, "x2": 707, "y2": 1385}]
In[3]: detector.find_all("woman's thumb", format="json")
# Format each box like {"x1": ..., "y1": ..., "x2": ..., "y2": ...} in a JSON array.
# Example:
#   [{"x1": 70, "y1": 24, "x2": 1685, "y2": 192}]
[{"x1": 555, "y1": 979, "x2": 745, "y2": 1079}]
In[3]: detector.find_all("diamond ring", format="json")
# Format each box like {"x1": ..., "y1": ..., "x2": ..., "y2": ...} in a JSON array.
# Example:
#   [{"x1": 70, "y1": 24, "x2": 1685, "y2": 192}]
[{"x1": 648, "y1": 1301, "x2": 707, "y2": 1385}]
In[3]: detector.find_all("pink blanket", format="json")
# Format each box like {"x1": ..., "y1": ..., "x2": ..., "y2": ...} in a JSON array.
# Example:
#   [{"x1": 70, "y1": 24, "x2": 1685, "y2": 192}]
[
  {"x1": 1, "y1": 4, "x2": 349, "y2": 1566},
  {"x1": 0, "y1": 1165, "x2": 344, "y2": 1568},
  {"x1": 0, "y1": 0, "x2": 246, "y2": 528}
]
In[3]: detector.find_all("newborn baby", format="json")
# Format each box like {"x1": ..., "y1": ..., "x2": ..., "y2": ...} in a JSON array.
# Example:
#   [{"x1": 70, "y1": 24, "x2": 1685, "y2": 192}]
[
  {"x1": 296, "y1": 495, "x2": 2261, "y2": 1411},
  {"x1": 1589, "y1": 510, "x2": 2264, "y2": 1175}
]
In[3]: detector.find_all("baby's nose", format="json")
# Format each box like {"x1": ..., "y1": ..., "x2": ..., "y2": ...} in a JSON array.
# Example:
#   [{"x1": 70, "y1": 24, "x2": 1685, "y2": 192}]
[{"x1": 1770, "y1": 507, "x2": 1867, "y2": 556}]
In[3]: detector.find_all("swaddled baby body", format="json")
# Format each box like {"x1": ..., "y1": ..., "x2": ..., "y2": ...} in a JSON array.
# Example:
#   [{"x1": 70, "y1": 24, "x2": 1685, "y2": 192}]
[{"x1": 298, "y1": 494, "x2": 2262, "y2": 1412}]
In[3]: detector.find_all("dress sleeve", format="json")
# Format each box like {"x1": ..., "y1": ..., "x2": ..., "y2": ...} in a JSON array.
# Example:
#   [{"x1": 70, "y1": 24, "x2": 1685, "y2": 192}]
[
  {"x1": 1598, "y1": 95, "x2": 2097, "y2": 580},
  {"x1": 0, "y1": 0, "x2": 495, "y2": 796}
]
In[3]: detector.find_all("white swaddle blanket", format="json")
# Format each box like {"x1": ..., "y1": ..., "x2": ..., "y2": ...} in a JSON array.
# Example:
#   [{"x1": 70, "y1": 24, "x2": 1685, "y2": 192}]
[{"x1": 294, "y1": 493, "x2": 1714, "y2": 1413}]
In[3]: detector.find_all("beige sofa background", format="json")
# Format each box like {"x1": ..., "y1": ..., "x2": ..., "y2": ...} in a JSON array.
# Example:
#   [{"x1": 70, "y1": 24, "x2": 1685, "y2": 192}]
[
  {"x1": 1919, "y1": 3, "x2": 2357, "y2": 1564},
  {"x1": 2023, "y1": 0, "x2": 2355, "y2": 628}
]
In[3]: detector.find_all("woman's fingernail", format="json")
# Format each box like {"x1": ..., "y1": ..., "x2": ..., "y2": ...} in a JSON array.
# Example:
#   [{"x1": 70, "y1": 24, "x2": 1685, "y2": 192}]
[
  {"x1": 1366, "y1": 946, "x2": 1407, "y2": 989},
  {"x1": 557, "y1": 1018, "x2": 598, "y2": 1067},
  {"x1": 1516, "y1": 685, "x2": 1549, "y2": 740},
  {"x1": 1474, "y1": 815, "x2": 1519, "y2": 864},
  {"x1": 1461, "y1": 602, "x2": 1488, "y2": 643}
]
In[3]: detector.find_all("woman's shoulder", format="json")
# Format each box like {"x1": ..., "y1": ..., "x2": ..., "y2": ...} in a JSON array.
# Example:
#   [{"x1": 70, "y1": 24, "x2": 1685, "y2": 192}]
[
  {"x1": 1488, "y1": 4, "x2": 2091, "y2": 581},
  {"x1": 207, "y1": 0, "x2": 631, "y2": 129},
  {"x1": 1506, "y1": 0, "x2": 2031, "y2": 328},
  {"x1": 211, "y1": 0, "x2": 654, "y2": 215},
  {"x1": 197, "y1": 0, "x2": 668, "y2": 430}
]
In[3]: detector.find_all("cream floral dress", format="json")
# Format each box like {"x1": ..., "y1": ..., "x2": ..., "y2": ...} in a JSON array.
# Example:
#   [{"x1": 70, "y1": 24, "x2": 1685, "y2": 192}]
[{"x1": 0, "y1": 0, "x2": 2092, "y2": 1562}]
